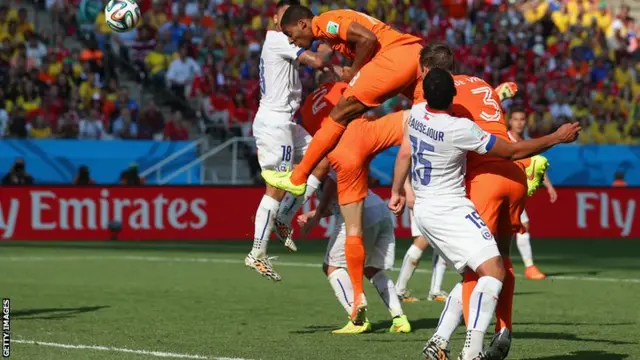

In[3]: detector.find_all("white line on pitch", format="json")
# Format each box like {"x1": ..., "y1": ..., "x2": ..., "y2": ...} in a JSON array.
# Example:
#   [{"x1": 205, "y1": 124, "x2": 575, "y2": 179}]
[
  {"x1": 2, "y1": 255, "x2": 639, "y2": 284},
  {"x1": 13, "y1": 339, "x2": 254, "y2": 360}
]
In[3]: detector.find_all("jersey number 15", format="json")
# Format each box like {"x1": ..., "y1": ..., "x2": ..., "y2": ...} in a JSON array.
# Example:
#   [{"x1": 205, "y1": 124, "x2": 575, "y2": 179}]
[{"x1": 409, "y1": 135, "x2": 434, "y2": 186}]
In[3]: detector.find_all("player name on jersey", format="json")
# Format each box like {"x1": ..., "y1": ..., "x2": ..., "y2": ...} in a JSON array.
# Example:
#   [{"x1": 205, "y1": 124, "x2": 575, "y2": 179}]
[{"x1": 408, "y1": 116, "x2": 444, "y2": 142}]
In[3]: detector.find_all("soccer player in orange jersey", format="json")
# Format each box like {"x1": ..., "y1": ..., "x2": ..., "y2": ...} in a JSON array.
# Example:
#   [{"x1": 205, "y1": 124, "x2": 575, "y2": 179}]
[
  {"x1": 298, "y1": 73, "x2": 408, "y2": 320},
  {"x1": 508, "y1": 108, "x2": 557, "y2": 280},
  {"x1": 263, "y1": 5, "x2": 426, "y2": 317},
  {"x1": 417, "y1": 43, "x2": 550, "y2": 360}
]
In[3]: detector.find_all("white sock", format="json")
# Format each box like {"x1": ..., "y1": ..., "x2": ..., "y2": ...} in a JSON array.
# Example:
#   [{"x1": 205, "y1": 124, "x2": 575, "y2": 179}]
[
  {"x1": 276, "y1": 175, "x2": 322, "y2": 225},
  {"x1": 250, "y1": 195, "x2": 280, "y2": 258},
  {"x1": 370, "y1": 271, "x2": 404, "y2": 318},
  {"x1": 328, "y1": 268, "x2": 353, "y2": 315},
  {"x1": 463, "y1": 276, "x2": 503, "y2": 359},
  {"x1": 516, "y1": 232, "x2": 534, "y2": 267},
  {"x1": 395, "y1": 244, "x2": 423, "y2": 295},
  {"x1": 434, "y1": 282, "x2": 463, "y2": 344},
  {"x1": 430, "y1": 252, "x2": 447, "y2": 294}
]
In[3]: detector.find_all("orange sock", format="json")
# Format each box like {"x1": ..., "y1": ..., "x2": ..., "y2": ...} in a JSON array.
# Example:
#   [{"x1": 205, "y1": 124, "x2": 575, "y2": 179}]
[
  {"x1": 462, "y1": 270, "x2": 479, "y2": 326},
  {"x1": 345, "y1": 235, "x2": 365, "y2": 304},
  {"x1": 495, "y1": 257, "x2": 515, "y2": 332},
  {"x1": 291, "y1": 117, "x2": 346, "y2": 185}
]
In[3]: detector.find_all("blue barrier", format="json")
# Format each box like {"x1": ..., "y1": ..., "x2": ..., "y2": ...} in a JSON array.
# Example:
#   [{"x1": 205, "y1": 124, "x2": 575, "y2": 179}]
[
  {"x1": 370, "y1": 144, "x2": 640, "y2": 186},
  {"x1": 0, "y1": 139, "x2": 199, "y2": 184}
]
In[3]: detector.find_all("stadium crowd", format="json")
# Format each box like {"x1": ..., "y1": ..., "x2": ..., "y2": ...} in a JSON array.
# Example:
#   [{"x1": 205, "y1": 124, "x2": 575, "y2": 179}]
[{"x1": 0, "y1": 0, "x2": 638, "y2": 143}]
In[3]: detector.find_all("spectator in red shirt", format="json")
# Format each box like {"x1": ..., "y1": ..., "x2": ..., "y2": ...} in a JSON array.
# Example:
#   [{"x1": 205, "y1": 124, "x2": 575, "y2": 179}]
[{"x1": 164, "y1": 110, "x2": 190, "y2": 141}]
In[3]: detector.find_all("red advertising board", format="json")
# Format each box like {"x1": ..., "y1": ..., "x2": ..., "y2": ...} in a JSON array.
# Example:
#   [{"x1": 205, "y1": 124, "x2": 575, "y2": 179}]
[{"x1": 0, "y1": 186, "x2": 637, "y2": 240}]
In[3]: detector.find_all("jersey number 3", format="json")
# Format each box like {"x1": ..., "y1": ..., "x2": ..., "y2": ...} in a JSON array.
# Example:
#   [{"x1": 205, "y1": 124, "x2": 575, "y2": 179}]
[
  {"x1": 409, "y1": 135, "x2": 434, "y2": 186},
  {"x1": 470, "y1": 86, "x2": 501, "y2": 122}
]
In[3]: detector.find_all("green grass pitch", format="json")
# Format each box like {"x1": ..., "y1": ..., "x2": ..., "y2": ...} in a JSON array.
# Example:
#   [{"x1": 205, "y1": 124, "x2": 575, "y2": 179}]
[{"x1": 1, "y1": 240, "x2": 639, "y2": 360}]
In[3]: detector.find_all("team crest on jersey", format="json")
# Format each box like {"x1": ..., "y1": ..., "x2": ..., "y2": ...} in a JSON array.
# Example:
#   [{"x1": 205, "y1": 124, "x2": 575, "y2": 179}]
[
  {"x1": 326, "y1": 21, "x2": 340, "y2": 35},
  {"x1": 482, "y1": 229, "x2": 493, "y2": 240}
]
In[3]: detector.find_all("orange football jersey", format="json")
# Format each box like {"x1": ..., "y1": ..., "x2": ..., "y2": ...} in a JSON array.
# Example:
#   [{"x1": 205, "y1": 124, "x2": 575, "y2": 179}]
[
  {"x1": 451, "y1": 74, "x2": 511, "y2": 172},
  {"x1": 300, "y1": 82, "x2": 348, "y2": 136},
  {"x1": 311, "y1": 9, "x2": 421, "y2": 60}
]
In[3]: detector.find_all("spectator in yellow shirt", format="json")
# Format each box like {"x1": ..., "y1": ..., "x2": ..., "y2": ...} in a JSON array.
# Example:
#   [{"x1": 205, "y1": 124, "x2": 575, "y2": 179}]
[
  {"x1": 0, "y1": 20, "x2": 25, "y2": 46},
  {"x1": 551, "y1": 4, "x2": 571, "y2": 33},
  {"x1": 614, "y1": 58, "x2": 634, "y2": 89},
  {"x1": 78, "y1": 72, "x2": 99, "y2": 107},
  {"x1": 29, "y1": 114, "x2": 52, "y2": 139},
  {"x1": 587, "y1": 116, "x2": 607, "y2": 144},
  {"x1": 145, "y1": 43, "x2": 171, "y2": 86},
  {"x1": 16, "y1": 8, "x2": 33, "y2": 36},
  {"x1": 593, "y1": 2, "x2": 612, "y2": 32}
]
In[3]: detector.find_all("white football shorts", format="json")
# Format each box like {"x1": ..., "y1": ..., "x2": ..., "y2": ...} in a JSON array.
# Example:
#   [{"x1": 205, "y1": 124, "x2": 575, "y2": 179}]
[
  {"x1": 413, "y1": 198, "x2": 500, "y2": 272},
  {"x1": 252, "y1": 110, "x2": 311, "y2": 172},
  {"x1": 324, "y1": 217, "x2": 395, "y2": 270},
  {"x1": 520, "y1": 209, "x2": 529, "y2": 224}
]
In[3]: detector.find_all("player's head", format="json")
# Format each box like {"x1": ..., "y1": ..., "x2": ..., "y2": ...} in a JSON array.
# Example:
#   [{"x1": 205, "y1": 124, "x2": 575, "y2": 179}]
[
  {"x1": 274, "y1": 0, "x2": 300, "y2": 31},
  {"x1": 419, "y1": 43, "x2": 456, "y2": 75},
  {"x1": 508, "y1": 107, "x2": 527, "y2": 135},
  {"x1": 423, "y1": 67, "x2": 456, "y2": 111},
  {"x1": 317, "y1": 69, "x2": 338, "y2": 84},
  {"x1": 280, "y1": 5, "x2": 315, "y2": 48}
]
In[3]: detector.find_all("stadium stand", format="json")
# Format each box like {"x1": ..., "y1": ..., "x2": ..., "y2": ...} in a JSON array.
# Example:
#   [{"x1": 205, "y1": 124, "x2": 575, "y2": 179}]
[{"x1": 0, "y1": 0, "x2": 638, "y2": 185}]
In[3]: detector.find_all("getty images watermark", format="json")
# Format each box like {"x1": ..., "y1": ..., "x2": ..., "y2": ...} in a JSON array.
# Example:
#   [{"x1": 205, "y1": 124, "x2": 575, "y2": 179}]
[{"x1": 2, "y1": 298, "x2": 9, "y2": 358}]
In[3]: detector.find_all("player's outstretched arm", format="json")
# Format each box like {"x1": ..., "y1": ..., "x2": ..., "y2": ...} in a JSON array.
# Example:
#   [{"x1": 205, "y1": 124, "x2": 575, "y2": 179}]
[
  {"x1": 487, "y1": 122, "x2": 581, "y2": 160},
  {"x1": 389, "y1": 121, "x2": 411, "y2": 216}
]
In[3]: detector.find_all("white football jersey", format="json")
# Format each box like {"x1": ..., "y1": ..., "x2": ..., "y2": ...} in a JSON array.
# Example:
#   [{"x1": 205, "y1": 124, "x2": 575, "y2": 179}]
[
  {"x1": 258, "y1": 31, "x2": 304, "y2": 114},
  {"x1": 407, "y1": 103, "x2": 496, "y2": 201}
]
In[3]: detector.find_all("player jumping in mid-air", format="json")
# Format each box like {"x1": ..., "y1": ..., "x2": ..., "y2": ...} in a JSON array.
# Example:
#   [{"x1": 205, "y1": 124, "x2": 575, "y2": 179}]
[
  {"x1": 388, "y1": 68, "x2": 580, "y2": 360},
  {"x1": 395, "y1": 179, "x2": 449, "y2": 303},
  {"x1": 263, "y1": 5, "x2": 425, "y2": 319},
  {"x1": 297, "y1": 172, "x2": 411, "y2": 334},
  {"x1": 245, "y1": 0, "x2": 333, "y2": 281},
  {"x1": 508, "y1": 108, "x2": 558, "y2": 280}
]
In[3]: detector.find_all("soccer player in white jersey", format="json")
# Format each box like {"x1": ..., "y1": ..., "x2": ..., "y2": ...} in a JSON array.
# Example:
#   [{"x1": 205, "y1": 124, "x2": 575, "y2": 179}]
[
  {"x1": 507, "y1": 108, "x2": 558, "y2": 280},
  {"x1": 297, "y1": 171, "x2": 411, "y2": 334},
  {"x1": 396, "y1": 178, "x2": 449, "y2": 303},
  {"x1": 246, "y1": 0, "x2": 332, "y2": 280},
  {"x1": 388, "y1": 68, "x2": 580, "y2": 360}
]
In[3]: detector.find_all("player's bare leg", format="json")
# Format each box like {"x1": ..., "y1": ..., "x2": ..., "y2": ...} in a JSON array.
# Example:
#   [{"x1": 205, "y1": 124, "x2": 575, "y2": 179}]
[
  {"x1": 396, "y1": 234, "x2": 428, "y2": 303},
  {"x1": 245, "y1": 185, "x2": 287, "y2": 281},
  {"x1": 340, "y1": 200, "x2": 368, "y2": 322},
  {"x1": 262, "y1": 97, "x2": 368, "y2": 195},
  {"x1": 517, "y1": 220, "x2": 546, "y2": 280},
  {"x1": 274, "y1": 158, "x2": 331, "y2": 250}
]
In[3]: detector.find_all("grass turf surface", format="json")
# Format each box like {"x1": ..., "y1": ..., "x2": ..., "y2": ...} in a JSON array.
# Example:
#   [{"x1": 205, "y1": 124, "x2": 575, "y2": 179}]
[{"x1": 1, "y1": 240, "x2": 639, "y2": 360}]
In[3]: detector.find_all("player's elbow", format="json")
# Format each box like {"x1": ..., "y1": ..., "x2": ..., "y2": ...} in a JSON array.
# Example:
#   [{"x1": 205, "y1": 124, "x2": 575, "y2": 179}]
[{"x1": 358, "y1": 33, "x2": 377, "y2": 49}]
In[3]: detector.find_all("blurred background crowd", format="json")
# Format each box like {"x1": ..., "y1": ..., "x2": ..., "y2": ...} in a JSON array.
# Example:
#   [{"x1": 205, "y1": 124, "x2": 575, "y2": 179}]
[{"x1": 0, "y1": 0, "x2": 638, "y2": 144}]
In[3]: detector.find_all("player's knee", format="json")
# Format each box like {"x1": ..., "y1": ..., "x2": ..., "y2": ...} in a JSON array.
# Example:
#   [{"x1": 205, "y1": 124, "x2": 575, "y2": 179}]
[
  {"x1": 323, "y1": 263, "x2": 332, "y2": 276},
  {"x1": 522, "y1": 222, "x2": 530, "y2": 233},
  {"x1": 364, "y1": 267, "x2": 380, "y2": 279},
  {"x1": 475, "y1": 256, "x2": 506, "y2": 282},
  {"x1": 265, "y1": 184, "x2": 286, "y2": 200},
  {"x1": 413, "y1": 236, "x2": 429, "y2": 250}
]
